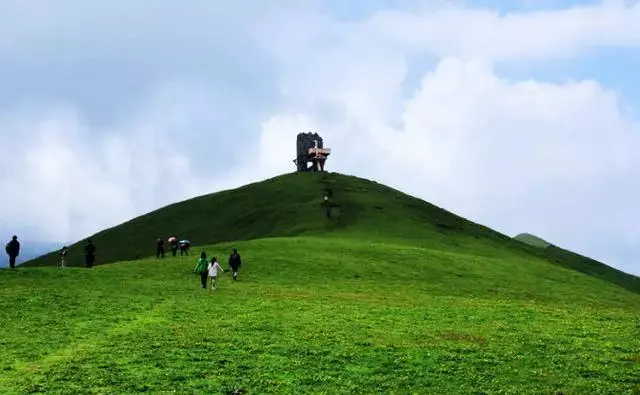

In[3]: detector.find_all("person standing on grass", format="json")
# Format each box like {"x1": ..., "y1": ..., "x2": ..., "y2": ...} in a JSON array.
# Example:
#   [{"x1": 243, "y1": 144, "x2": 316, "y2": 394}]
[
  {"x1": 156, "y1": 238, "x2": 165, "y2": 258},
  {"x1": 228, "y1": 248, "x2": 242, "y2": 281},
  {"x1": 170, "y1": 237, "x2": 179, "y2": 257},
  {"x1": 59, "y1": 246, "x2": 68, "y2": 268},
  {"x1": 5, "y1": 235, "x2": 20, "y2": 269},
  {"x1": 207, "y1": 257, "x2": 224, "y2": 290},
  {"x1": 194, "y1": 251, "x2": 209, "y2": 289},
  {"x1": 84, "y1": 239, "x2": 96, "y2": 268},
  {"x1": 180, "y1": 240, "x2": 191, "y2": 256}
]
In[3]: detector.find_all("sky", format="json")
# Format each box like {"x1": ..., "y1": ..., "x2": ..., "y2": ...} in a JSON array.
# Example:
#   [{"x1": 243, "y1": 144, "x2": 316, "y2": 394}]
[{"x1": 1, "y1": 0, "x2": 639, "y2": 276}]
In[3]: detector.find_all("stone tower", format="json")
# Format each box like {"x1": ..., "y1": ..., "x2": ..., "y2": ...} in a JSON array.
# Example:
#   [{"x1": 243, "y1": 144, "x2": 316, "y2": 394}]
[{"x1": 293, "y1": 132, "x2": 331, "y2": 172}]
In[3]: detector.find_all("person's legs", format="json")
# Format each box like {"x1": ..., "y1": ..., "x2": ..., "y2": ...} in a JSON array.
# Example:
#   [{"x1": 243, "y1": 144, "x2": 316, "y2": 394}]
[
  {"x1": 211, "y1": 276, "x2": 216, "y2": 289},
  {"x1": 200, "y1": 272, "x2": 207, "y2": 289},
  {"x1": 61, "y1": 257, "x2": 65, "y2": 268},
  {"x1": 8, "y1": 255, "x2": 15, "y2": 269},
  {"x1": 161, "y1": 247, "x2": 165, "y2": 258},
  {"x1": 231, "y1": 265, "x2": 238, "y2": 280}
]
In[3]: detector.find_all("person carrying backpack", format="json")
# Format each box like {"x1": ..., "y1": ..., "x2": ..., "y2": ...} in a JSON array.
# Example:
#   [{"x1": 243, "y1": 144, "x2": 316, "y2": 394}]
[
  {"x1": 5, "y1": 235, "x2": 20, "y2": 269},
  {"x1": 194, "y1": 251, "x2": 209, "y2": 289}
]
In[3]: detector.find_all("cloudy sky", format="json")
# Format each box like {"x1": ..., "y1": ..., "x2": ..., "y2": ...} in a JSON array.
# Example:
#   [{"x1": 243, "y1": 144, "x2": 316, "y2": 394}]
[{"x1": 1, "y1": 0, "x2": 639, "y2": 275}]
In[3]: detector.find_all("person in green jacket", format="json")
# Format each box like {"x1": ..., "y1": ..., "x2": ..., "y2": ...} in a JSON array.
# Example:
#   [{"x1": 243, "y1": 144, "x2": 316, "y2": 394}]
[{"x1": 194, "y1": 251, "x2": 209, "y2": 289}]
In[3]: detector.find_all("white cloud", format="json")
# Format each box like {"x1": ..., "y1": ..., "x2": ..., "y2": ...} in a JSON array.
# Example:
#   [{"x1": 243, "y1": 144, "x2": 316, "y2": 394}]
[
  {"x1": 364, "y1": 0, "x2": 640, "y2": 61},
  {"x1": 1, "y1": 0, "x2": 640, "y2": 275}
]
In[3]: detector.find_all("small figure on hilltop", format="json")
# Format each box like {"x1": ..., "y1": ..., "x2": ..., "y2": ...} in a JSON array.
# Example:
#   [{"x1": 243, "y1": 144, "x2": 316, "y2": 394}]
[
  {"x1": 180, "y1": 240, "x2": 191, "y2": 256},
  {"x1": 228, "y1": 248, "x2": 242, "y2": 281},
  {"x1": 194, "y1": 251, "x2": 209, "y2": 289},
  {"x1": 59, "y1": 246, "x2": 68, "y2": 268},
  {"x1": 5, "y1": 235, "x2": 20, "y2": 269},
  {"x1": 84, "y1": 239, "x2": 96, "y2": 268},
  {"x1": 169, "y1": 237, "x2": 179, "y2": 257},
  {"x1": 207, "y1": 257, "x2": 224, "y2": 290},
  {"x1": 156, "y1": 238, "x2": 165, "y2": 259}
]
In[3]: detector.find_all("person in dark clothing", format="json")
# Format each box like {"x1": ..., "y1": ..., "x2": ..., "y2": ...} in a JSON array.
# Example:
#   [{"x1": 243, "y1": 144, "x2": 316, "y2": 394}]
[
  {"x1": 180, "y1": 240, "x2": 190, "y2": 256},
  {"x1": 156, "y1": 238, "x2": 165, "y2": 258},
  {"x1": 228, "y1": 248, "x2": 242, "y2": 281},
  {"x1": 170, "y1": 238, "x2": 179, "y2": 257},
  {"x1": 5, "y1": 235, "x2": 20, "y2": 269},
  {"x1": 84, "y1": 239, "x2": 96, "y2": 268}
]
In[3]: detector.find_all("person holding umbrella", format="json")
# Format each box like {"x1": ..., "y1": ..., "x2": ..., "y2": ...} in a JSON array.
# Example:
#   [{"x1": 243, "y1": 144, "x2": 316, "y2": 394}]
[
  {"x1": 168, "y1": 236, "x2": 179, "y2": 257},
  {"x1": 179, "y1": 240, "x2": 191, "y2": 256}
]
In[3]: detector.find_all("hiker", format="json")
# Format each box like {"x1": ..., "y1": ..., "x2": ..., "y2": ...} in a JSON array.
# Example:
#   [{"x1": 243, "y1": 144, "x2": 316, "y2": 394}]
[
  {"x1": 180, "y1": 240, "x2": 191, "y2": 256},
  {"x1": 84, "y1": 239, "x2": 96, "y2": 268},
  {"x1": 59, "y1": 246, "x2": 68, "y2": 267},
  {"x1": 169, "y1": 237, "x2": 179, "y2": 257},
  {"x1": 207, "y1": 257, "x2": 224, "y2": 290},
  {"x1": 228, "y1": 248, "x2": 242, "y2": 281},
  {"x1": 156, "y1": 238, "x2": 165, "y2": 258},
  {"x1": 194, "y1": 251, "x2": 209, "y2": 289},
  {"x1": 5, "y1": 235, "x2": 20, "y2": 269}
]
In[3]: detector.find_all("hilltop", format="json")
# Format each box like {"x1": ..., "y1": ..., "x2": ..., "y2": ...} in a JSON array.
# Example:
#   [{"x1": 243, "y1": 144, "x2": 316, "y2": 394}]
[
  {"x1": 514, "y1": 232, "x2": 552, "y2": 248},
  {"x1": 25, "y1": 171, "x2": 640, "y2": 294}
]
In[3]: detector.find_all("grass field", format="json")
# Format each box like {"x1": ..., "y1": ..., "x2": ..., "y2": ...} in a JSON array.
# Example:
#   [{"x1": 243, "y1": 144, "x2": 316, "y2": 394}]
[
  {"x1": 4, "y1": 172, "x2": 640, "y2": 393},
  {"x1": 2, "y1": 236, "x2": 639, "y2": 393}
]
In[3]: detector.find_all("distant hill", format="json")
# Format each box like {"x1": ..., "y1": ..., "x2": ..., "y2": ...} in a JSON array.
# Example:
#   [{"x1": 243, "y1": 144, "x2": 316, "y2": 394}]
[
  {"x1": 24, "y1": 172, "x2": 640, "y2": 294},
  {"x1": 514, "y1": 233, "x2": 552, "y2": 248}
]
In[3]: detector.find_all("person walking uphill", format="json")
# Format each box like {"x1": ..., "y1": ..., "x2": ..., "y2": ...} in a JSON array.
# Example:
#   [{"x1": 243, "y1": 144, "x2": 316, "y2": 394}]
[
  {"x1": 194, "y1": 251, "x2": 209, "y2": 289},
  {"x1": 228, "y1": 248, "x2": 242, "y2": 281},
  {"x1": 5, "y1": 235, "x2": 20, "y2": 269},
  {"x1": 208, "y1": 257, "x2": 224, "y2": 290},
  {"x1": 84, "y1": 239, "x2": 96, "y2": 268}
]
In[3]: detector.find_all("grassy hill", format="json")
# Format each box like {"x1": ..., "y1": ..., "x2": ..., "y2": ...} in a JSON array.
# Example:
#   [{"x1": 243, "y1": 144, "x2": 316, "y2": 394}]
[
  {"x1": 514, "y1": 232, "x2": 552, "y2": 248},
  {"x1": 25, "y1": 171, "x2": 640, "y2": 294},
  {"x1": 3, "y1": 171, "x2": 639, "y2": 393}
]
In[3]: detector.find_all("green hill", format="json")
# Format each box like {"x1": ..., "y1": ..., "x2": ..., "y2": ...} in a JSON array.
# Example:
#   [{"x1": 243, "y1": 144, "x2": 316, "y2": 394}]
[
  {"x1": 514, "y1": 232, "x2": 552, "y2": 248},
  {"x1": 4, "y1": 171, "x2": 639, "y2": 393},
  {"x1": 25, "y1": 172, "x2": 640, "y2": 294}
]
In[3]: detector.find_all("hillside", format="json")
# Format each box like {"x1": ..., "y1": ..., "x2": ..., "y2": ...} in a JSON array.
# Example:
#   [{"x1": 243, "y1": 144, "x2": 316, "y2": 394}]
[
  {"x1": 1, "y1": 237, "x2": 639, "y2": 393},
  {"x1": 25, "y1": 171, "x2": 640, "y2": 294},
  {"x1": 5, "y1": 172, "x2": 640, "y2": 393},
  {"x1": 514, "y1": 232, "x2": 552, "y2": 248}
]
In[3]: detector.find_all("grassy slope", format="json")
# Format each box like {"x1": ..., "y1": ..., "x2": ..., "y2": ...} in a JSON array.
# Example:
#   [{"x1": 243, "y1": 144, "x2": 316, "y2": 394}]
[
  {"x1": 25, "y1": 172, "x2": 640, "y2": 294},
  {"x1": 1, "y1": 237, "x2": 639, "y2": 393}
]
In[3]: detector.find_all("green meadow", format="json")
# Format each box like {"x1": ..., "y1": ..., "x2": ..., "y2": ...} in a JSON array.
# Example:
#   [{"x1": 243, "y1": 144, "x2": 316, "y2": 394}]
[{"x1": 3, "y1": 172, "x2": 639, "y2": 393}]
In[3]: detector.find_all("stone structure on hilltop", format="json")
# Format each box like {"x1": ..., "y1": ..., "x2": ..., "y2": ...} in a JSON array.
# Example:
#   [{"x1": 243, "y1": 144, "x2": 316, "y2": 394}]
[{"x1": 293, "y1": 132, "x2": 331, "y2": 172}]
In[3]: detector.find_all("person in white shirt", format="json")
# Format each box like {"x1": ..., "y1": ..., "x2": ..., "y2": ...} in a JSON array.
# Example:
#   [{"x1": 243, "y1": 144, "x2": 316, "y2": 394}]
[{"x1": 207, "y1": 257, "x2": 224, "y2": 290}]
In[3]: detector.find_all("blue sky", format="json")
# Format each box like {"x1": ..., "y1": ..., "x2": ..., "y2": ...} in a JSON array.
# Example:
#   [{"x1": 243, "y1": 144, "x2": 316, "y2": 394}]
[{"x1": 1, "y1": 0, "x2": 640, "y2": 276}]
